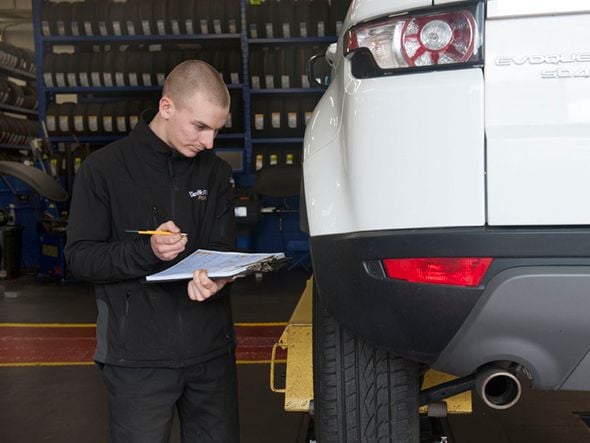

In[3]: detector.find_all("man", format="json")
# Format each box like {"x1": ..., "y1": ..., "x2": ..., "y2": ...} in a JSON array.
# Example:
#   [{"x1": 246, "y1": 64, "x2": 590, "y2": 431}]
[{"x1": 65, "y1": 60, "x2": 239, "y2": 442}]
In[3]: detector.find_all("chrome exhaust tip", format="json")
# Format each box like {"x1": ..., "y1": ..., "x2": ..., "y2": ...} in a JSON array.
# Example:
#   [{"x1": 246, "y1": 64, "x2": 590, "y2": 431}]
[{"x1": 476, "y1": 366, "x2": 522, "y2": 410}]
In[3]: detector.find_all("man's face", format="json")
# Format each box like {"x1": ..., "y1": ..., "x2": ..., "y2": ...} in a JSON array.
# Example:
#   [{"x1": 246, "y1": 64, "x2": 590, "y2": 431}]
[{"x1": 164, "y1": 91, "x2": 229, "y2": 158}]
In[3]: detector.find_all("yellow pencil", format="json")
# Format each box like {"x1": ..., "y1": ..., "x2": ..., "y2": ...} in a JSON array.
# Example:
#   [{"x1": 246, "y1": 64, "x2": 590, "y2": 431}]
[{"x1": 125, "y1": 230, "x2": 188, "y2": 236}]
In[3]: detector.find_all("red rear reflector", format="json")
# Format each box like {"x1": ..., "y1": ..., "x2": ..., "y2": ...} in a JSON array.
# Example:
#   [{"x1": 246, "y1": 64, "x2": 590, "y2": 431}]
[{"x1": 382, "y1": 257, "x2": 493, "y2": 287}]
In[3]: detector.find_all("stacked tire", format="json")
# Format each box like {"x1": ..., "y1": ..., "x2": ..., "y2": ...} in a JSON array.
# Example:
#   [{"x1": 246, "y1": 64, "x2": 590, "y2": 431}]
[
  {"x1": 0, "y1": 42, "x2": 35, "y2": 74},
  {"x1": 246, "y1": 0, "x2": 350, "y2": 38},
  {"x1": 250, "y1": 95, "x2": 320, "y2": 138},
  {"x1": 0, "y1": 115, "x2": 38, "y2": 146},
  {"x1": 45, "y1": 100, "x2": 158, "y2": 136},
  {"x1": 41, "y1": 0, "x2": 241, "y2": 37},
  {"x1": 43, "y1": 48, "x2": 242, "y2": 88},
  {"x1": 0, "y1": 79, "x2": 38, "y2": 110}
]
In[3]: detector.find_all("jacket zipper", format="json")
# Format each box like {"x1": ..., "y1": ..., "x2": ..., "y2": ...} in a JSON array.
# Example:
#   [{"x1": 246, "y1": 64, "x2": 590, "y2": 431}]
[
  {"x1": 167, "y1": 155, "x2": 183, "y2": 366},
  {"x1": 152, "y1": 206, "x2": 159, "y2": 228}
]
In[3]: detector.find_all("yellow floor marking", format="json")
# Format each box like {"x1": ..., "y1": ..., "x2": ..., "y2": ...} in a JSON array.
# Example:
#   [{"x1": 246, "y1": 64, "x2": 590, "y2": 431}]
[
  {"x1": 0, "y1": 323, "x2": 96, "y2": 328},
  {"x1": 0, "y1": 360, "x2": 285, "y2": 368},
  {"x1": 1, "y1": 322, "x2": 287, "y2": 328}
]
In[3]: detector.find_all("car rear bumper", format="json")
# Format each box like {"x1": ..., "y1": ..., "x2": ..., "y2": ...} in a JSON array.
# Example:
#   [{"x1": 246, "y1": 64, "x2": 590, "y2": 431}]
[{"x1": 310, "y1": 227, "x2": 590, "y2": 389}]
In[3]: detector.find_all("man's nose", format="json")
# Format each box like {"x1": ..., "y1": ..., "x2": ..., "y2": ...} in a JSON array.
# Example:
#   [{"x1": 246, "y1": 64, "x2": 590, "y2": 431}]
[{"x1": 201, "y1": 130, "x2": 215, "y2": 149}]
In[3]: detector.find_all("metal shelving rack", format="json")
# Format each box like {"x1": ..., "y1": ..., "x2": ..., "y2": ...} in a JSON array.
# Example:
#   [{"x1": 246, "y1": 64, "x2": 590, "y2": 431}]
[
  {"x1": 32, "y1": 0, "x2": 249, "y2": 177},
  {"x1": 31, "y1": 0, "x2": 336, "y2": 185}
]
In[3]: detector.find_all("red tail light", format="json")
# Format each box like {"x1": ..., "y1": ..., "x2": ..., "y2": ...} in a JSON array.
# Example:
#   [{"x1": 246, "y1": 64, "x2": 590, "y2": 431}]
[
  {"x1": 344, "y1": 4, "x2": 483, "y2": 70},
  {"x1": 383, "y1": 257, "x2": 493, "y2": 287}
]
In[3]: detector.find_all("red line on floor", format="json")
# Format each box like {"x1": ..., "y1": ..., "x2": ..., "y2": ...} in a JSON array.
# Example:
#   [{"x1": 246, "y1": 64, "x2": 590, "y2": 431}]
[{"x1": 0, "y1": 324, "x2": 287, "y2": 366}]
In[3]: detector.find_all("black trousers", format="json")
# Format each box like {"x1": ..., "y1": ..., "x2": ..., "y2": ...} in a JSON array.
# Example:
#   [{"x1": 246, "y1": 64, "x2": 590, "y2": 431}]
[{"x1": 99, "y1": 353, "x2": 239, "y2": 443}]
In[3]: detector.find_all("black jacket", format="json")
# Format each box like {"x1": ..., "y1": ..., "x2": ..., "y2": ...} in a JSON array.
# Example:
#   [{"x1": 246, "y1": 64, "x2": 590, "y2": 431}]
[{"x1": 65, "y1": 117, "x2": 237, "y2": 367}]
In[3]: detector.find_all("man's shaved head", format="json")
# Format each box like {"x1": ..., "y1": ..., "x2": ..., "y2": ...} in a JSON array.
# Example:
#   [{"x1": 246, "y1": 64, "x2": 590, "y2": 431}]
[{"x1": 162, "y1": 60, "x2": 230, "y2": 109}]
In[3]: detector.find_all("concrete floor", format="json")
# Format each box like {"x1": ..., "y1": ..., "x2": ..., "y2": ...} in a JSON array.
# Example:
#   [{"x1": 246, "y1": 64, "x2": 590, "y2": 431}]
[
  {"x1": 1, "y1": 268, "x2": 590, "y2": 442},
  {"x1": 0, "y1": 269, "x2": 309, "y2": 443}
]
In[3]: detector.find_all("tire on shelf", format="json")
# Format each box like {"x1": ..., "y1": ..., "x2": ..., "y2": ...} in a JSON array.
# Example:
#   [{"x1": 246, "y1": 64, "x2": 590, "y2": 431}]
[
  {"x1": 329, "y1": 0, "x2": 350, "y2": 36},
  {"x1": 40, "y1": 1, "x2": 55, "y2": 36},
  {"x1": 195, "y1": 0, "x2": 210, "y2": 35},
  {"x1": 45, "y1": 103, "x2": 59, "y2": 135},
  {"x1": 101, "y1": 103, "x2": 116, "y2": 135},
  {"x1": 21, "y1": 86, "x2": 38, "y2": 110},
  {"x1": 0, "y1": 117, "x2": 9, "y2": 143},
  {"x1": 295, "y1": 46, "x2": 317, "y2": 88},
  {"x1": 102, "y1": 51, "x2": 115, "y2": 88},
  {"x1": 54, "y1": 1, "x2": 72, "y2": 37},
  {"x1": 251, "y1": 97, "x2": 268, "y2": 138},
  {"x1": 109, "y1": 1, "x2": 126, "y2": 36},
  {"x1": 0, "y1": 78, "x2": 8, "y2": 104},
  {"x1": 182, "y1": 0, "x2": 195, "y2": 35},
  {"x1": 152, "y1": 0, "x2": 168, "y2": 36},
  {"x1": 139, "y1": 52, "x2": 155, "y2": 87},
  {"x1": 57, "y1": 102, "x2": 75, "y2": 135},
  {"x1": 284, "y1": 98, "x2": 300, "y2": 137},
  {"x1": 114, "y1": 101, "x2": 128, "y2": 134},
  {"x1": 246, "y1": 2, "x2": 261, "y2": 39},
  {"x1": 226, "y1": 90, "x2": 243, "y2": 133},
  {"x1": 278, "y1": 46, "x2": 295, "y2": 89},
  {"x1": 267, "y1": 97, "x2": 284, "y2": 138},
  {"x1": 127, "y1": 100, "x2": 143, "y2": 131},
  {"x1": 124, "y1": 0, "x2": 140, "y2": 36},
  {"x1": 154, "y1": 51, "x2": 168, "y2": 86},
  {"x1": 138, "y1": 1, "x2": 155, "y2": 36},
  {"x1": 77, "y1": 52, "x2": 92, "y2": 88},
  {"x1": 72, "y1": 103, "x2": 88, "y2": 134},
  {"x1": 310, "y1": 0, "x2": 329, "y2": 37},
  {"x1": 52, "y1": 53, "x2": 68, "y2": 88},
  {"x1": 6, "y1": 80, "x2": 24, "y2": 108},
  {"x1": 211, "y1": 49, "x2": 227, "y2": 83},
  {"x1": 96, "y1": 1, "x2": 112, "y2": 37},
  {"x1": 113, "y1": 51, "x2": 128, "y2": 87},
  {"x1": 261, "y1": 0, "x2": 277, "y2": 38},
  {"x1": 81, "y1": 0, "x2": 98, "y2": 37},
  {"x1": 89, "y1": 53, "x2": 103, "y2": 87},
  {"x1": 1, "y1": 42, "x2": 18, "y2": 69},
  {"x1": 226, "y1": 47, "x2": 242, "y2": 86},
  {"x1": 65, "y1": 53, "x2": 79, "y2": 87},
  {"x1": 70, "y1": 1, "x2": 84, "y2": 36},
  {"x1": 5, "y1": 117, "x2": 21, "y2": 145},
  {"x1": 276, "y1": 0, "x2": 294, "y2": 38},
  {"x1": 294, "y1": 0, "x2": 311, "y2": 38},
  {"x1": 262, "y1": 46, "x2": 279, "y2": 89},
  {"x1": 209, "y1": 0, "x2": 225, "y2": 34},
  {"x1": 168, "y1": 0, "x2": 184, "y2": 35},
  {"x1": 86, "y1": 103, "x2": 102, "y2": 134},
  {"x1": 249, "y1": 47, "x2": 263, "y2": 89},
  {"x1": 313, "y1": 284, "x2": 421, "y2": 443},
  {"x1": 226, "y1": 0, "x2": 240, "y2": 34},
  {"x1": 125, "y1": 52, "x2": 141, "y2": 87}
]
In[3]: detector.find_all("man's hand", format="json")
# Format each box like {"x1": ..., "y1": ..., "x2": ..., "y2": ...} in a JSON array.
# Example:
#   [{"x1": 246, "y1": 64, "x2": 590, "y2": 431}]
[
  {"x1": 187, "y1": 269, "x2": 232, "y2": 302},
  {"x1": 150, "y1": 221, "x2": 187, "y2": 261}
]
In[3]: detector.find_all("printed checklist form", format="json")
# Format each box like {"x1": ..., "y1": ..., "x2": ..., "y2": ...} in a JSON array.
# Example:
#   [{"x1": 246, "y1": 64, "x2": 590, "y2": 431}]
[{"x1": 146, "y1": 249, "x2": 287, "y2": 282}]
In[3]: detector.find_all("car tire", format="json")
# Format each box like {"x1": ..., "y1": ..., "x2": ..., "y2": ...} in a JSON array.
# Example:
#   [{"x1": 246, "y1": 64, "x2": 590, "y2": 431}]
[{"x1": 313, "y1": 284, "x2": 420, "y2": 442}]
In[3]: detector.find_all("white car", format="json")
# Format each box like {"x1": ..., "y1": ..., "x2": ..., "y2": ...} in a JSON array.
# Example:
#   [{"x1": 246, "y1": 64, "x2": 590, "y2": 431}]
[{"x1": 303, "y1": 0, "x2": 590, "y2": 441}]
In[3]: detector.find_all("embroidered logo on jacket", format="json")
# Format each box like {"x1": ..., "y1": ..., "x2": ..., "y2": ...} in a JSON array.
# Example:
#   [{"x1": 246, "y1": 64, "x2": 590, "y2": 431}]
[{"x1": 189, "y1": 189, "x2": 208, "y2": 201}]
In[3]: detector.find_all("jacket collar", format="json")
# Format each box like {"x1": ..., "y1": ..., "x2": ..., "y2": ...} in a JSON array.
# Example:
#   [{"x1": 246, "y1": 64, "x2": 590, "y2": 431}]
[{"x1": 131, "y1": 109, "x2": 200, "y2": 177}]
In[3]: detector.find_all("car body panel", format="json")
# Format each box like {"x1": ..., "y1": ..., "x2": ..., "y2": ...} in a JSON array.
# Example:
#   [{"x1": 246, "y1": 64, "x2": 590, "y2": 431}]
[
  {"x1": 304, "y1": 66, "x2": 485, "y2": 236},
  {"x1": 485, "y1": 13, "x2": 590, "y2": 225},
  {"x1": 434, "y1": 267, "x2": 590, "y2": 390},
  {"x1": 487, "y1": 0, "x2": 590, "y2": 18}
]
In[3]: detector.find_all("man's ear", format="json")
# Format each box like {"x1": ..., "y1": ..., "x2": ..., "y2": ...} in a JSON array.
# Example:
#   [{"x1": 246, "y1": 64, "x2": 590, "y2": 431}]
[{"x1": 159, "y1": 96, "x2": 174, "y2": 119}]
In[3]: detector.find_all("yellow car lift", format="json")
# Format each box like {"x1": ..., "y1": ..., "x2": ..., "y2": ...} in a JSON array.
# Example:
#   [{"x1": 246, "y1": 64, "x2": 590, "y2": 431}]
[{"x1": 270, "y1": 277, "x2": 472, "y2": 415}]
